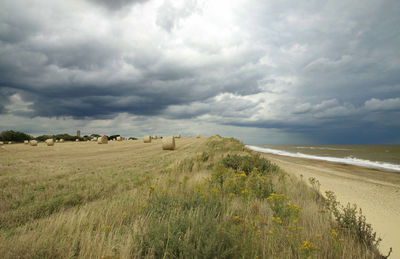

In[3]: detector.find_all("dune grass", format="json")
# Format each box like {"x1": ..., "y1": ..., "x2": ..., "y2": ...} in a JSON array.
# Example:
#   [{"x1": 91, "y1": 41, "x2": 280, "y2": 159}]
[{"x1": 0, "y1": 136, "x2": 383, "y2": 258}]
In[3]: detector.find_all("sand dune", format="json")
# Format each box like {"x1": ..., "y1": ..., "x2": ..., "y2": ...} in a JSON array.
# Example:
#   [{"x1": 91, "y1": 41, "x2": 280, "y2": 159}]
[{"x1": 254, "y1": 152, "x2": 400, "y2": 259}]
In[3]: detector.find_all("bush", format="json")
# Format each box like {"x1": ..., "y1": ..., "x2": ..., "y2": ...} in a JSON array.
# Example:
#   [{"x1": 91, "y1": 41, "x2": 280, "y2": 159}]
[
  {"x1": 324, "y1": 191, "x2": 382, "y2": 249},
  {"x1": 0, "y1": 130, "x2": 33, "y2": 142},
  {"x1": 210, "y1": 155, "x2": 276, "y2": 200},
  {"x1": 221, "y1": 154, "x2": 280, "y2": 175}
]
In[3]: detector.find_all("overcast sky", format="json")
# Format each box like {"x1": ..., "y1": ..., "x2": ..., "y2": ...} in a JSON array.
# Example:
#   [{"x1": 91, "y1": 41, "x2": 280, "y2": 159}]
[{"x1": 1, "y1": 0, "x2": 399, "y2": 144}]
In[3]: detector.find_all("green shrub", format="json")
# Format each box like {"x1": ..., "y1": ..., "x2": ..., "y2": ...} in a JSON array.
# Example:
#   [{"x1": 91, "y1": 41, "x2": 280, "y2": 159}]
[
  {"x1": 221, "y1": 154, "x2": 279, "y2": 175},
  {"x1": 210, "y1": 155, "x2": 275, "y2": 200},
  {"x1": 325, "y1": 191, "x2": 381, "y2": 248},
  {"x1": 266, "y1": 193, "x2": 301, "y2": 225},
  {"x1": 0, "y1": 130, "x2": 33, "y2": 142}
]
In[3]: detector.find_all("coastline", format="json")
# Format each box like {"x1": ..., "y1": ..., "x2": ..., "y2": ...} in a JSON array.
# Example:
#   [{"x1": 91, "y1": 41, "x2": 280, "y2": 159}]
[{"x1": 253, "y1": 151, "x2": 400, "y2": 258}]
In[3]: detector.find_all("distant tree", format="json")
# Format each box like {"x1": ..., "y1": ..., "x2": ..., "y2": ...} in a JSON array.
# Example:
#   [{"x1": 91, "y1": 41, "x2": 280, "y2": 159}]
[
  {"x1": 36, "y1": 135, "x2": 54, "y2": 142},
  {"x1": 108, "y1": 134, "x2": 121, "y2": 140},
  {"x1": 0, "y1": 130, "x2": 33, "y2": 142},
  {"x1": 90, "y1": 134, "x2": 101, "y2": 138}
]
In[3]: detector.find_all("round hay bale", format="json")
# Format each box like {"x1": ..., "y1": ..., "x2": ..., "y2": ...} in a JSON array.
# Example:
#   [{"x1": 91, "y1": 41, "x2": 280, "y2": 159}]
[
  {"x1": 97, "y1": 135, "x2": 108, "y2": 144},
  {"x1": 45, "y1": 139, "x2": 54, "y2": 146},
  {"x1": 55, "y1": 139, "x2": 59, "y2": 143},
  {"x1": 24, "y1": 140, "x2": 29, "y2": 144},
  {"x1": 143, "y1": 136, "x2": 151, "y2": 143},
  {"x1": 8, "y1": 141, "x2": 12, "y2": 144},
  {"x1": 116, "y1": 136, "x2": 122, "y2": 141},
  {"x1": 175, "y1": 134, "x2": 181, "y2": 138},
  {"x1": 196, "y1": 134, "x2": 200, "y2": 138},
  {"x1": 92, "y1": 137, "x2": 98, "y2": 141},
  {"x1": 75, "y1": 139, "x2": 79, "y2": 142},
  {"x1": 59, "y1": 139, "x2": 64, "y2": 143},
  {"x1": 0, "y1": 141, "x2": 3, "y2": 145},
  {"x1": 152, "y1": 135, "x2": 158, "y2": 140},
  {"x1": 162, "y1": 136, "x2": 175, "y2": 150},
  {"x1": 30, "y1": 140, "x2": 38, "y2": 146}
]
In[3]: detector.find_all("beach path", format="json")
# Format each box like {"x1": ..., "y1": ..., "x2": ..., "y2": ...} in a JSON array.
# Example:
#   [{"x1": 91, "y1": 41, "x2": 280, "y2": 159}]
[{"x1": 255, "y1": 152, "x2": 400, "y2": 259}]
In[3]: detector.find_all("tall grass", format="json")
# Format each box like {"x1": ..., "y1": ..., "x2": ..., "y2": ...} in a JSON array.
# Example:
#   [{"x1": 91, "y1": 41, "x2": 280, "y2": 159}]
[{"x1": 0, "y1": 137, "x2": 384, "y2": 258}]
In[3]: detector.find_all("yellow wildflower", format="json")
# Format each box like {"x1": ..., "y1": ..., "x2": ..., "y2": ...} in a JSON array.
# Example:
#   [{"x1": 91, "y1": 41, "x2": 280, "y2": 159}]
[
  {"x1": 271, "y1": 217, "x2": 282, "y2": 225},
  {"x1": 300, "y1": 241, "x2": 315, "y2": 251}
]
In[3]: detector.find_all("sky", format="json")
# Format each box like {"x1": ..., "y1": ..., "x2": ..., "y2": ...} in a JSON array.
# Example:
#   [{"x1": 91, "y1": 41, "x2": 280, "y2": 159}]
[{"x1": 0, "y1": 0, "x2": 399, "y2": 144}]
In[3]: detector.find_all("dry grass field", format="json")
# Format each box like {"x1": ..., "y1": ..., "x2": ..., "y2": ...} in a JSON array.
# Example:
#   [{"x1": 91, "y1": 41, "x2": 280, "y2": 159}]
[{"x1": 0, "y1": 137, "x2": 383, "y2": 258}]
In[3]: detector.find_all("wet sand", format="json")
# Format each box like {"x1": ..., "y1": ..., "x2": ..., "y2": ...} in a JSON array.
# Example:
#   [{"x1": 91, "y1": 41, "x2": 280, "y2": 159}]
[{"x1": 255, "y1": 152, "x2": 400, "y2": 258}]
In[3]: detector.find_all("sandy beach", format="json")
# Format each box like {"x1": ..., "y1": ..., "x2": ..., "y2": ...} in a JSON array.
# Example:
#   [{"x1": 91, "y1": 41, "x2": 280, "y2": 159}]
[{"x1": 255, "y1": 152, "x2": 400, "y2": 258}]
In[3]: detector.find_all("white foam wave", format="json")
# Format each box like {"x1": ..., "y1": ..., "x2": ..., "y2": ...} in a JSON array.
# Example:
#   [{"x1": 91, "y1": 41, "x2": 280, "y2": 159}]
[
  {"x1": 296, "y1": 146, "x2": 351, "y2": 151},
  {"x1": 246, "y1": 145, "x2": 400, "y2": 172}
]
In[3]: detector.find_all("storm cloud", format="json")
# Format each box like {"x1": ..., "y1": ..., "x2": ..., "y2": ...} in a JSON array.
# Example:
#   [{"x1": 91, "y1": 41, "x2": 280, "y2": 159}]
[{"x1": 0, "y1": 0, "x2": 399, "y2": 144}]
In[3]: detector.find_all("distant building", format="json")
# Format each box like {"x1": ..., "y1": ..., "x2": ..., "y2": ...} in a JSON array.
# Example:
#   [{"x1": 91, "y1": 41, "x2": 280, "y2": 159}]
[{"x1": 77, "y1": 130, "x2": 81, "y2": 138}]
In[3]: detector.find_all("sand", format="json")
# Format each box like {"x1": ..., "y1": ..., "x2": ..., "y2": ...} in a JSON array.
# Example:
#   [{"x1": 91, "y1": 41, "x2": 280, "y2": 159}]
[{"x1": 255, "y1": 152, "x2": 400, "y2": 258}]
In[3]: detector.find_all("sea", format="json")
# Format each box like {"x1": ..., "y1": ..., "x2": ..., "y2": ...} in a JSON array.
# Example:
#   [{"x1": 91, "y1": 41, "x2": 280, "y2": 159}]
[{"x1": 246, "y1": 145, "x2": 400, "y2": 172}]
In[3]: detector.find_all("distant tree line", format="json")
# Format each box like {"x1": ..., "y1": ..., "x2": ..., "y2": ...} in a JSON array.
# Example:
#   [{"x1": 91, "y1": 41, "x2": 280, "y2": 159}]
[
  {"x1": 0, "y1": 130, "x2": 139, "y2": 142},
  {"x1": 0, "y1": 130, "x2": 33, "y2": 143},
  {"x1": 35, "y1": 134, "x2": 82, "y2": 142}
]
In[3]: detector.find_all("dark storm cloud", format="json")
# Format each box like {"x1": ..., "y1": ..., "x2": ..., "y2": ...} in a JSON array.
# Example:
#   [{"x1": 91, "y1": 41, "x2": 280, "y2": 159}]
[
  {"x1": 88, "y1": 0, "x2": 150, "y2": 11},
  {"x1": 0, "y1": 87, "x2": 16, "y2": 114},
  {"x1": 0, "y1": 0, "x2": 399, "y2": 144}
]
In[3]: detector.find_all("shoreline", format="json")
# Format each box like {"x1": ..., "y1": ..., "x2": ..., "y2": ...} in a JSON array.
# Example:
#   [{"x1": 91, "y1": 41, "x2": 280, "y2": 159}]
[
  {"x1": 253, "y1": 151, "x2": 400, "y2": 259},
  {"x1": 247, "y1": 145, "x2": 400, "y2": 172}
]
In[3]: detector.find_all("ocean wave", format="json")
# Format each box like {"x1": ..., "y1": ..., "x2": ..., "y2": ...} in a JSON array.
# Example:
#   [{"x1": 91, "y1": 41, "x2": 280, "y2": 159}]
[
  {"x1": 295, "y1": 146, "x2": 351, "y2": 151},
  {"x1": 246, "y1": 146, "x2": 400, "y2": 172}
]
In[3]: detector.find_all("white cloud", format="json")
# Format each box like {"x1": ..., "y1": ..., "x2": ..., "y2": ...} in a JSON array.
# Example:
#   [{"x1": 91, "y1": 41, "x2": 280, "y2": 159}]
[
  {"x1": 364, "y1": 98, "x2": 400, "y2": 111},
  {"x1": 5, "y1": 94, "x2": 34, "y2": 113}
]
